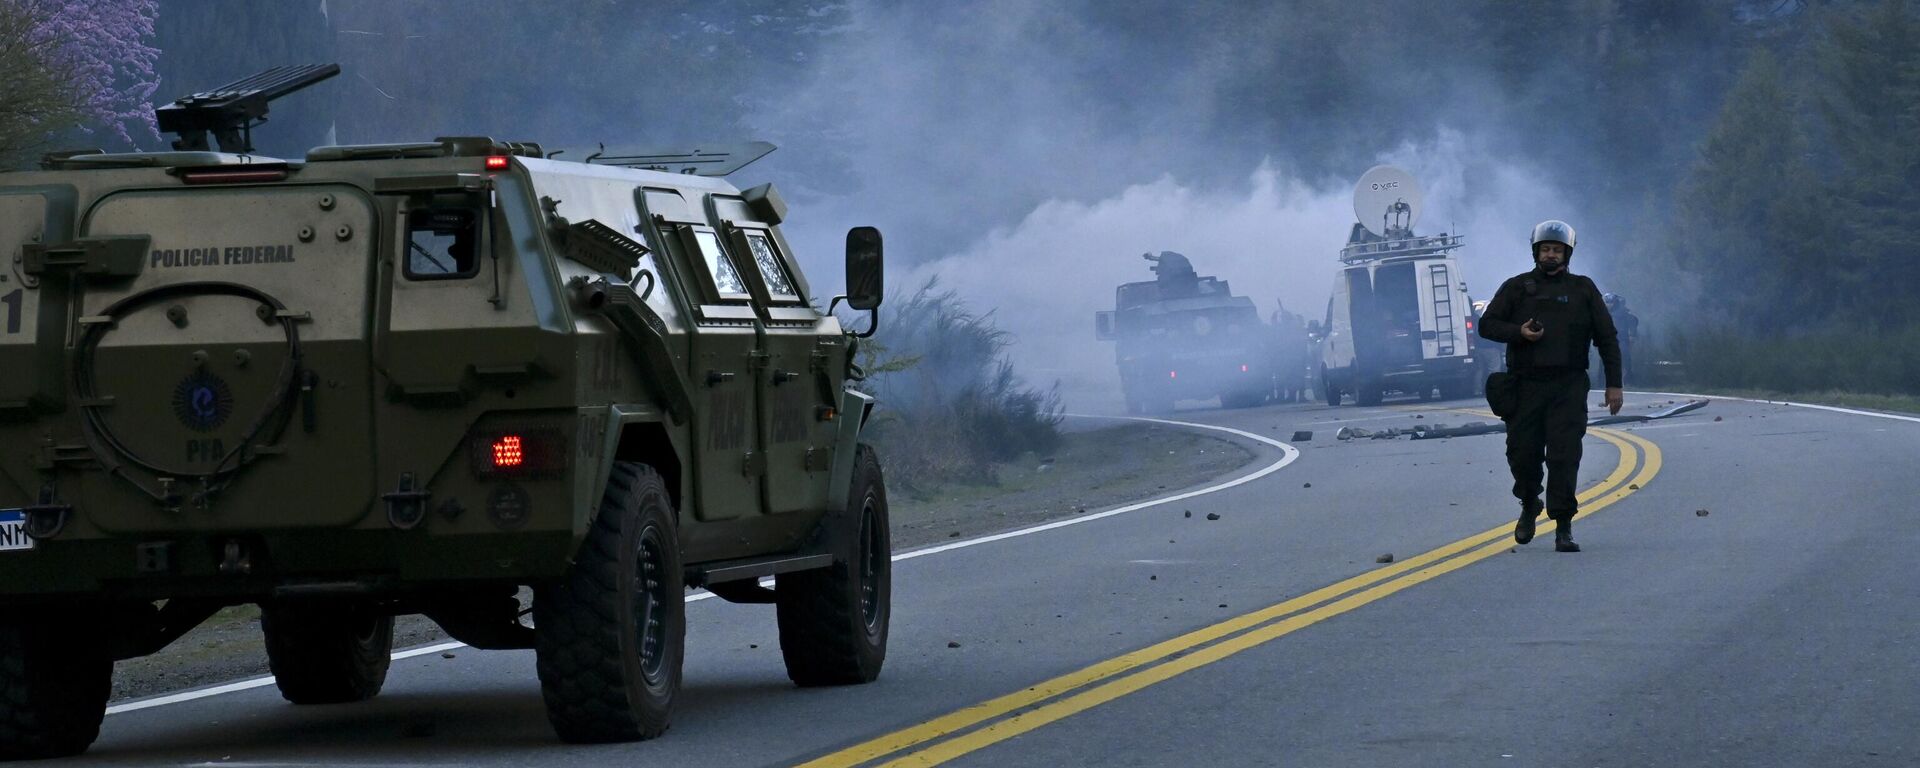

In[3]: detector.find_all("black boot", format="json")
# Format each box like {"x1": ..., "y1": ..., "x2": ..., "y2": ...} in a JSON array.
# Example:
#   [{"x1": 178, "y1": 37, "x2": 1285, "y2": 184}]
[
  {"x1": 1554, "y1": 516, "x2": 1580, "y2": 553},
  {"x1": 1514, "y1": 497, "x2": 1543, "y2": 545}
]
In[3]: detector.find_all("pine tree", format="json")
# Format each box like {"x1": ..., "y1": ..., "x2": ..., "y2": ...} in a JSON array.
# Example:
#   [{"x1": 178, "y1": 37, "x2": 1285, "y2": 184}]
[{"x1": 1674, "y1": 46, "x2": 1834, "y2": 332}]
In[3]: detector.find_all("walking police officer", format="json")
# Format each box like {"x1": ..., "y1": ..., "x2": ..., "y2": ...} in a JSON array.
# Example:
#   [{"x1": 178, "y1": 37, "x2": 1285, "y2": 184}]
[{"x1": 1476, "y1": 220, "x2": 1622, "y2": 552}]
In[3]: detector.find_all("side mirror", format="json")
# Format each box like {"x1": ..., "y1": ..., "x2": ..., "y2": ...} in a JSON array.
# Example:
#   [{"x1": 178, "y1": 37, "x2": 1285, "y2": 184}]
[
  {"x1": 845, "y1": 226, "x2": 884, "y2": 311},
  {"x1": 1094, "y1": 311, "x2": 1116, "y2": 341}
]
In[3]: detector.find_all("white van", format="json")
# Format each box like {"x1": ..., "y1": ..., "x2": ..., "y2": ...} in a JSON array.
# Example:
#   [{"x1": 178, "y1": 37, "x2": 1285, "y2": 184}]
[{"x1": 1316, "y1": 226, "x2": 1482, "y2": 405}]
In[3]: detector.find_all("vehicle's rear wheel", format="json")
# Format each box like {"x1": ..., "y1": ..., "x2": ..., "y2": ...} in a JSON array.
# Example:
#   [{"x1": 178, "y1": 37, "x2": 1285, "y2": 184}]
[
  {"x1": 1321, "y1": 368, "x2": 1342, "y2": 406},
  {"x1": 777, "y1": 445, "x2": 891, "y2": 686},
  {"x1": 0, "y1": 617, "x2": 111, "y2": 760},
  {"x1": 262, "y1": 599, "x2": 394, "y2": 704},
  {"x1": 536, "y1": 461, "x2": 684, "y2": 743},
  {"x1": 1220, "y1": 390, "x2": 1263, "y2": 409},
  {"x1": 1356, "y1": 380, "x2": 1384, "y2": 406},
  {"x1": 1438, "y1": 376, "x2": 1473, "y2": 401}
]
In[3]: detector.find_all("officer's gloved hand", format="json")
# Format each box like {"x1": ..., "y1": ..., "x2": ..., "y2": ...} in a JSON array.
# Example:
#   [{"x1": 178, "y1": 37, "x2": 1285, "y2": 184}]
[{"x1": 1605, "y1": 387, "x2": 1623, "y2": 415}]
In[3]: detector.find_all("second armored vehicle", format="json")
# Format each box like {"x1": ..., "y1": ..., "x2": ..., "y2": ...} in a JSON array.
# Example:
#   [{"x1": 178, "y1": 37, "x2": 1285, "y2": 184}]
[{"x1": 1095, "y1": 251, "x2": 1273, "y2": 413}]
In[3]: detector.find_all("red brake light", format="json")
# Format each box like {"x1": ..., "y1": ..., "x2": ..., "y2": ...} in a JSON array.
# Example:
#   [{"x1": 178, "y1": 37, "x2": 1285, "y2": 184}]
[
  {"x1": 178, "y1": 167, "x2": 290, "y2": 185},
  {"x1": 472, "y1": 428, "x2": 564, "y2": 477},
  {"x1": 492, "y1": 435, "x2": 525, "y2": 468},
  {"x1": 485, "y1": 155, "x2": 511, "y2": 170}
]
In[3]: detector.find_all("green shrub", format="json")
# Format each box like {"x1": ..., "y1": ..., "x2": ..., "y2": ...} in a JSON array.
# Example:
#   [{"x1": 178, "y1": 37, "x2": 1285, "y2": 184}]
[
  {"x1": 1654, "y1": 324, "x2": 1920, "y2": 396},
  {"x1": 849, "y1": 280, "x2": 1062, "y2": 494}
]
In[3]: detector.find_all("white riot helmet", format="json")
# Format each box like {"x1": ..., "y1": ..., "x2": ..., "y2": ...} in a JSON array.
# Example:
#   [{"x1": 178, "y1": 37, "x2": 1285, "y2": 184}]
[{"x1": 1530, "y1": 220, "x2": 1576, "y2": 258}]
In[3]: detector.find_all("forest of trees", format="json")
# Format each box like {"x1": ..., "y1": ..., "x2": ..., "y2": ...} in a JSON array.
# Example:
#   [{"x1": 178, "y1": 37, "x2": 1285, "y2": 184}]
[{"x1": 3, "y1": 0, "x2": 1916, "y2": 396}]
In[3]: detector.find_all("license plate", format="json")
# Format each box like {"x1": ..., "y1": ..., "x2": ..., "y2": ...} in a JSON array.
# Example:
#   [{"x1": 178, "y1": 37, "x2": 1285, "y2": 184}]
[{"x1": 0, "y1": 510, "x2": 31, "y2": 551}]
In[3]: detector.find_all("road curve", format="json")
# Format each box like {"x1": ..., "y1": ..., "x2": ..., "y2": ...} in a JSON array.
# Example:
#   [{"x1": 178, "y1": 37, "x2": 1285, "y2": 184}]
[{"x1": 72, "y1": 393, "x2": 1920, "y2": 767}]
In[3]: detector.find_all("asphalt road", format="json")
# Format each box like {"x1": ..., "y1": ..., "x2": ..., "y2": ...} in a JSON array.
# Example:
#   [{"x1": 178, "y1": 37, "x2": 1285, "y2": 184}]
[{"x1": 73, "y1": 392, "x2": 1920, "y2": 767}]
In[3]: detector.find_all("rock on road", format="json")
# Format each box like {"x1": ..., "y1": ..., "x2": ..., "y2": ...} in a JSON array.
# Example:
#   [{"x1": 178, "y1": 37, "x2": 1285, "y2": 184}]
[{"x1": 73, "y1": 393, "x2": 1920, "y2": 767}]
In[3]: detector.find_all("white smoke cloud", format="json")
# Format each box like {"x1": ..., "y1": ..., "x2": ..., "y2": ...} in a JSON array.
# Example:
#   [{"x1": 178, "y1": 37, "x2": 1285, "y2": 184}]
[{"x1": 889, "y1": 128, "x2": 1575, "y2": 407}]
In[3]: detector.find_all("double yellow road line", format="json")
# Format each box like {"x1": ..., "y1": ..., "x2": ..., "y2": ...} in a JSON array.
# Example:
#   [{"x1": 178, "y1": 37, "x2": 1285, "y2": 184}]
[{"x1": 800, "y1": 427, "x2": 1663, "y2": 768}]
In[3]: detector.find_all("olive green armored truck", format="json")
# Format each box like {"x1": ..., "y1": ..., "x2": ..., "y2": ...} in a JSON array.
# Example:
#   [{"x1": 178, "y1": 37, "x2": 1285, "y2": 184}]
[{"x1": 0, "y1": 65, "x2": 892, "y2": 758}]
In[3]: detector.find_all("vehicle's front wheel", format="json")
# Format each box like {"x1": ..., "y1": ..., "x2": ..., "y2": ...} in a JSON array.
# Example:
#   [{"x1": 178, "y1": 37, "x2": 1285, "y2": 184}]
[
  {"x1": 262, "y1": 600, "x2": 394, "y2": 704},
  {"x1": 0, "y1": 617, "x2": 111, "y2": 760},
  {"x1": 777, "y1": 445, "x2": 891, "y2": 686},
  {"x1": 535, "y1": 461, "x2": 685, "y2": 743}
]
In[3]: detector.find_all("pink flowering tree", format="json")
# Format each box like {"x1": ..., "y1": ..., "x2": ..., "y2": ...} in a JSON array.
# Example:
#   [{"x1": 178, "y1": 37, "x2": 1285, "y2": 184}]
[{"x1": 0, "y1": 0, "x2": 160, "y2": 164}]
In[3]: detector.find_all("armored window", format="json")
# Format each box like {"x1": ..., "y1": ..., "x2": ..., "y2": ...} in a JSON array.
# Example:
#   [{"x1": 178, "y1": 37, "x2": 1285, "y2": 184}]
[
  {"x1": 741, "y1": 232, "x2": 797, "y2": 299},
  {"x1": 404, "y1": 208, "x2": 482, "y2": 280},
  {"x1": 691, "y1": 228, "x2": 749, "y2": 299}
]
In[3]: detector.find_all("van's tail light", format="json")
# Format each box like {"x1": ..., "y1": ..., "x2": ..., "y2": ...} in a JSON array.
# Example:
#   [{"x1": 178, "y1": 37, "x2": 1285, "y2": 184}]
[{"x1": 471, "y1": 429, "x2": 565, "y2": 477}]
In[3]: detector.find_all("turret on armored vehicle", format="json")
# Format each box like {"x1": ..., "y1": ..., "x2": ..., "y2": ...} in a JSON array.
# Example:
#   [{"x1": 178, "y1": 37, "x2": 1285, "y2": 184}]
[
  {"x1": 0, "y1": 65, "x2": 892, "y2": 757},
  {"x1": 1095, "y1": 251, "x2": 1272, "y2": 413}
]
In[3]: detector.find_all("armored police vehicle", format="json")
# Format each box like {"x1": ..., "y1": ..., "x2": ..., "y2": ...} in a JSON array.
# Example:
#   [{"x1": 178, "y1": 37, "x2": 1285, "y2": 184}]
[
  {"x1": 1095, "y1": 251, "x2": 1272, "y2": 413},
  {"x1": 0, "y1": 65, "x2": 891, "y2": 758},
  {"x1": 1316, "y1": 166, "x2": 1482, "y2": 406}
]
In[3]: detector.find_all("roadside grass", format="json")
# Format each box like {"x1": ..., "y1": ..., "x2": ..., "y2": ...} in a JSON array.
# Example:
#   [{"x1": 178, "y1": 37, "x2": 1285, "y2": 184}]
[{"x1": 1668, "y1": 386, "x2": 1920, "y2": 416}]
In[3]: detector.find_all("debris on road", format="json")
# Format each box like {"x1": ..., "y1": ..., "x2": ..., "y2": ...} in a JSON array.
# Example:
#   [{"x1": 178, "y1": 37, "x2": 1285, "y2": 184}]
[
  {"x1": 1292, "y1": 430, "x2": 1313, "y2": 442},
  {"x1": 1205, "y1": 512, "x2": 1221, "y2": 521},
  {"x1": 1184, "y1": 509, "x2": 1192, "y2": 518},
  {"x1": 441, "y1": 652, "x2": 456, "y2": 660},
  {"x1": 1696, "y1": 508, "x2": 1710, "y2": 517},
  {"x1": 948, "y1": 641, "x2": 962, "y2": 648},
  {"x1": 1376, "y1": 553, "x2": 1395, "y2": 563},
  {"x1": 1303, "y1": 482, "x2": 1312, "y2": 488}
]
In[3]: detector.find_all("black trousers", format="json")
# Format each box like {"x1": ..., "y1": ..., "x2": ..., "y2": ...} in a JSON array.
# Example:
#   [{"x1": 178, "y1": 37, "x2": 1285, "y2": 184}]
[{"x1": 1505, "y1": 369, "x2": 1589, "y2": 519}]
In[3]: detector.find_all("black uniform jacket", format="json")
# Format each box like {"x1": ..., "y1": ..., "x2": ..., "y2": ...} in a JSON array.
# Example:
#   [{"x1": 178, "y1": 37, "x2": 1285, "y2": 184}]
[{"x1": 1477, "y1": 266, "x2": 1623, "y2": 388}]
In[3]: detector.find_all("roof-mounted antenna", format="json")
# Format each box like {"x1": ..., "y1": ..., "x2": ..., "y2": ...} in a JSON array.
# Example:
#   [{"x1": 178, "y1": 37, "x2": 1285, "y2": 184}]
[
  {"x1": 155, "y1": 64, "x2": 341, "y2": 154},
  {"x1": 553, "y1": 141, "x2": 777, "y2": 177}
]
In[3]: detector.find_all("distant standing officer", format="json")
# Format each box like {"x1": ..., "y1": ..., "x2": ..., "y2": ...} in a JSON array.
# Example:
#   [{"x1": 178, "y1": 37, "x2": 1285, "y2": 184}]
[
  {"x1": 1476, "y1": 220, "x2": 1622, "y2": 552},
  {"x1": 1605, "y1": 293, "x2": 1639, "y2": 385}
]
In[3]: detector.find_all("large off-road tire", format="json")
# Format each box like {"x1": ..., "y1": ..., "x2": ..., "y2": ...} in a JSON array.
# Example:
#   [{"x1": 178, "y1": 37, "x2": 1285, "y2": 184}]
[
  {"x1": 777, "y1": 445, "x2": 891, "y2": 687},
  {"x1": 0, "y1": 619, "x2": 111, "y2": 760},
  {"x1": 535, "y1": 462, "x2": 684, "y2": 743},
  {"x1": 261, "y1": 600, "x2": 394, "y2": 705}
]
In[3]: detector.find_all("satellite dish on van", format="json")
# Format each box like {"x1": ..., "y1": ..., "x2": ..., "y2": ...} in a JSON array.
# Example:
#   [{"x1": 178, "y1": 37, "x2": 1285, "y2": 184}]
[{"x1": 1353, "y1": 165, "x2": 1423, "y2": 238}]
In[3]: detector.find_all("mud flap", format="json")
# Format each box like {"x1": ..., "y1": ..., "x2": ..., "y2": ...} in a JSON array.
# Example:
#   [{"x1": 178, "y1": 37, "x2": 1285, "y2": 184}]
[{"x1": 825, "y1": 389, "x2": 874, "y2": 513}]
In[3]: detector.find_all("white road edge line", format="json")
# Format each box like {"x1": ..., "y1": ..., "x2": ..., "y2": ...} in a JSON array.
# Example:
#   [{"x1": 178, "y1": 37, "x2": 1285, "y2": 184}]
[
  {"x1": 105, "y1": 641, "x2": 467, "y2": 715},
  {"x1": 106, "y1": 414, "x2": 1296, "y2": 717},
  {"x1": 1628, "y1": 389, "x2": 1920, "y2": 425}
]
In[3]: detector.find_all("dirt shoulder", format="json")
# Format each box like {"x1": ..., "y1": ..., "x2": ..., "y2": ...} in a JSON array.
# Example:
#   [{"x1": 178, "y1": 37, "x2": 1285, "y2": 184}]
[
  {"x1": 111, "y1": 420, "x2": 1256, "y2": 703},
  {"x1": 888, "y1": 421, "x2": 1256, "y2": 549}
]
